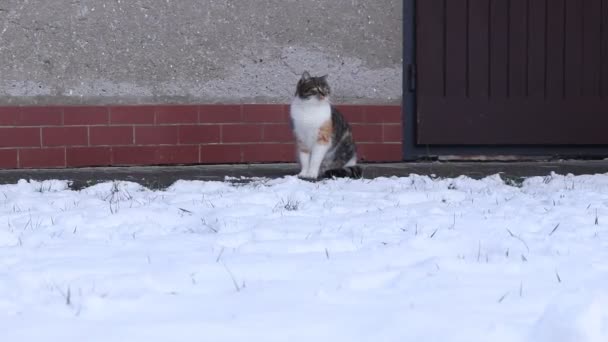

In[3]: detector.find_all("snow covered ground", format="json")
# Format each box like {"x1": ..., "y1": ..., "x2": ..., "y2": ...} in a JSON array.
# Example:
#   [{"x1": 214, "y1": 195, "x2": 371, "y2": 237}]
[{"x1": 1, "y1": 173, "x2": 607, "y2": 342}]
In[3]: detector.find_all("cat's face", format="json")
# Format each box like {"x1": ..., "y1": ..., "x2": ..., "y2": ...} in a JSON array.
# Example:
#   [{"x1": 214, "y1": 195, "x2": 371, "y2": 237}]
[{"x1": 295, "y1": 71, "x2": 331, "y2": 101}]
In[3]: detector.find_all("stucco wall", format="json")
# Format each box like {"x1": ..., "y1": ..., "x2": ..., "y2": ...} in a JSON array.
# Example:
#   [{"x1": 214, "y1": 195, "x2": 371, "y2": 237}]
[{"x1": 0, "y1": 0, "x2": 402, "y2": 105}]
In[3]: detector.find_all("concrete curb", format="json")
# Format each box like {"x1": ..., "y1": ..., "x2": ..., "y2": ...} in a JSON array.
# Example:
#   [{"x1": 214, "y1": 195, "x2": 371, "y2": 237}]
[{"x1": 1, "y1": 160, "x2": 607, "y2": 190}]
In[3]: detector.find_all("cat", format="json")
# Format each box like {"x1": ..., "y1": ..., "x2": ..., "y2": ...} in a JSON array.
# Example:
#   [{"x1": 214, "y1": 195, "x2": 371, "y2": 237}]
[{"x1": 289, "y1": 71, "x2": 362, "y2": 180}]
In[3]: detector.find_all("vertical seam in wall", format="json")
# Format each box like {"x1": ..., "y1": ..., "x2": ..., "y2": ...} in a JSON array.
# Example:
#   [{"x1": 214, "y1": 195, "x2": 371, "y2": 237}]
[
  {"x1": 580, "y1": 0, "x2": 585, "y2": 97},
  {"x1": 488, "y1": 0, "x2": 493, "y2": 98},
  {"x1": 562, "y1": 0, "x2": 567, "y2": 99},
  {"x1": 543, "y1": 0, "x2": 548, "y2": 99},
  {"x1": 506, "y1": 0, "x2": 511, "y2": 98},
  {"x1": 443, "y1": 0, "x2": 447, "y2": 97},
  {"x1": 601, "y1": 0, "x2": 605, "y2": 98},
  {"x1": 525, "y1": 0, "x2": 530, "y2": 97},
  {"x1": 466, "y1": 0, "x2": 470, "y2": 98},
  {"x1": 381, "y1": 124, "x2": 386, "y2": 142}
]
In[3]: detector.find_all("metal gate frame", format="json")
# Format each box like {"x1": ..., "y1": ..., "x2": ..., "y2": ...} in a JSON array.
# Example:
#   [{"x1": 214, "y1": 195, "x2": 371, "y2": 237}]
[{"x1": 402, "y1": 0, "x2": 608, "y2": 160}]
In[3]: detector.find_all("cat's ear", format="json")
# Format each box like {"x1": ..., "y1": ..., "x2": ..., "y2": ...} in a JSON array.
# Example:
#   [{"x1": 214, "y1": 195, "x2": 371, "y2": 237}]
[
  {"x1": 301, "y1": 71, "x2": 311, "y2": 80},
  {"x1": 321, "y1": 74, "x2": 329, "y2": 81}
]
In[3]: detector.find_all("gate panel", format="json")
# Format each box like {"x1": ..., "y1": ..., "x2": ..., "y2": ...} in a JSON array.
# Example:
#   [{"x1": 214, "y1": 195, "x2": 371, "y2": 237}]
[
  {"x1": 490, "y1": 0, "x2": 509, "y2": 98},
  {"x1": 468, "y1": 0, "x2": 490, "y2": 98},
  {"x1": 417, "y1": 0, "x2": 445, "y2": 98},
  {"x1": 564, "y1": 1, "x2": 583, "y2": 97},
  {"x1": 445, "y1": 0, "x2": 468, "y2": 97},
  {"x1": 509, "y1": 0, "x2": 529, "y2": 98},
  {"x1": 603, "y1": 0, "x2": 608, "y2": 98},
  {"x1": 546, "y1": 0, "x2": 566, "y2": 99},
  {"x1": 528, "y1": 0, "x2": 547, "y2": 97},
  {"x1": 604, "y1": 0, "x2": 608, "y2": 98},
  {"x1": 582, "y1": 0, "x2": 602, "y2": 96},
  {"x1": 416, "y1": 0, "x2": 608, "y2": 145}
]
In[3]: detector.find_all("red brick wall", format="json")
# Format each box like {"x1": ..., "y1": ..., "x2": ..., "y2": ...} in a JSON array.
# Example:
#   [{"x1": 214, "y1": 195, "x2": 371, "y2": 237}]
[{"x1": 0, "y1": 104, "x2": 402, "y2": 169}]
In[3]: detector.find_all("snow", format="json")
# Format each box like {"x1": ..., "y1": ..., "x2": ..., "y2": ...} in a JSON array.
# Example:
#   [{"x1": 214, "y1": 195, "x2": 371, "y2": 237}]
[{"x1": 1, "y1": 173, "x2": 607, "y2": 342}]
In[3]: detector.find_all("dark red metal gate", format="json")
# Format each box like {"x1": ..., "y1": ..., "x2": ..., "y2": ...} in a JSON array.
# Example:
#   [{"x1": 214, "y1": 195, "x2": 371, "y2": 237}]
[{"x1": 415, "y1": 0, "x2": 608, "y2": 146}]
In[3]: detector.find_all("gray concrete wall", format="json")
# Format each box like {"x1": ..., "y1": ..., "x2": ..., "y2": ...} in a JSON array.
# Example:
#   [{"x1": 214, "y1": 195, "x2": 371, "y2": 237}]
[{"x1": 0, "y1": 0, "x2": 402, "y2": 105}]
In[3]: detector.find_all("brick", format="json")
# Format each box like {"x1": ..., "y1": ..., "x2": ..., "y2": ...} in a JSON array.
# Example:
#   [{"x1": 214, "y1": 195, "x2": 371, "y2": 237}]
[
  {"x1": 364, "y1": 105, "x2": 402, "y2": 123},
  {"x1": 0, "y1": 107, "x2": 19, "y2": 126},
  {"x1": 135, "y1": 126, "x2": 179, "y2": 145},
  {"x1": 113, "y1": 146, "x2": 199, "y2": 165},
  {"x1": 199, "y1": 105, "x2": 242, "y2": 123},
  {"x1": 17, "y1": 107, "x2": 63, "y2": 126},
  {"x1": 64, "y1": 106, "x2": 109, "y2": 125},
  {"x1": 0, "y1": 149, "x2": 18, "y2": 169},
  {"x1": 357, "y1": 143, "x2": 402, "y2": 162},
  {"x1": 335, "y1": 105, "x2": 366, "y2": 123},
  {"x1": 351, "y1": 124, "x2": 383, "y2": 143},
  {"x1": 110, "y1": 106, "x2": 155, "y2": 124},
  {"x1": 383, "y1": 124, "x2": 403, "y2": 142},
  {"x1": 155, "y1": 146, "x2": 199, "y2": 164},
  {"x1": 42, "y1": 127, "x2": 88, "y2": 147},
  {"x1": 222, "y1": 124, "x2": 263, "y2": 143},
  {"x1": 66, "y1": 147, "x2": 113, "y2": 167},
  {"x1": 241, "y1": 143, "x2": 296, "y2": 162},
  {"x1": 112, "y1": 146, "x2": 156, "y2": 165},
  {"x1": 0, "y1": 128, "x2": 40, "y2": 147},
  {"x1": 19, "y1": 148, "x2": 65, "y2": 168},
  {"x1": 242, "y1": 104, "x2": 289, "y2": 123},
  {"x1": 200, "y1": 144, "x2": 242, "y2": 164},
  {"x1": 156, "y1": 106, "x2": 198, "y2": 124},
  {"x1": 262, "y1": 124, "x2": 294, "y2": 143},
  {"x1": 179, "y1": 125, "x2": 221, "y2": 144},
  {"x1": 90, "y1": 126, "x2": 133, "y2": 146}
]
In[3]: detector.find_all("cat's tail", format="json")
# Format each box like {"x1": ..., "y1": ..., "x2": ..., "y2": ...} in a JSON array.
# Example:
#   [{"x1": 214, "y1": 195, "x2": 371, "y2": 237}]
[{"x1": 323, "y1": 166, "x2": 363, "y2": 179}]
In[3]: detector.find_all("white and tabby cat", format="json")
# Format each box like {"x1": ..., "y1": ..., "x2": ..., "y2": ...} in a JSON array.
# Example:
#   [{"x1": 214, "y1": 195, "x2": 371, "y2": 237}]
[{"x1": 290, "y1": 71, "x2": 362, "y2": 180}]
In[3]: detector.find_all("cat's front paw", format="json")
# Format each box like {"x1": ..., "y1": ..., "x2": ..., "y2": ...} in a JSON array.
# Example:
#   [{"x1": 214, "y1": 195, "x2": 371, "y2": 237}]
[
  {"x1": 298, "y1": 176, "x2": 319, "y2": 182},
  {"x1": 297, "y1": 171, "x2": 318, "y2": 181},
  {"x1": 307, "y1": 170, "x2": 320, "y2": 179}
]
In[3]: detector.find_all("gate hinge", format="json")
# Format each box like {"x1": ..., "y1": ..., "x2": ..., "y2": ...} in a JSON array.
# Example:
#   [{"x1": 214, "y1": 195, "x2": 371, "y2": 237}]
[{"x1": 407, "y1": 64, "x2": 417, "y2": 92}]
